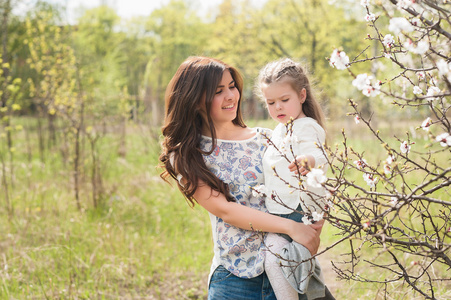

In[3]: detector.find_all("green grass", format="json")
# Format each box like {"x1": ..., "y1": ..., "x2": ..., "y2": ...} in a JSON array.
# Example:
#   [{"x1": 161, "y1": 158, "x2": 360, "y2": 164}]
[
  {"x1": 0, "y1": 117, "x2": 449, "y2": 299},
  {"x1": 0, "y1": 120, "x2": 212, "y2": 299}
]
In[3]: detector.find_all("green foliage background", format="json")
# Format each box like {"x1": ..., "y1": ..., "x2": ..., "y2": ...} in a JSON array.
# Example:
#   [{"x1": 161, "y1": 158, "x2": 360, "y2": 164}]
[{"x1": 0, "y1": 0, "x2": 446, "y2": 298}]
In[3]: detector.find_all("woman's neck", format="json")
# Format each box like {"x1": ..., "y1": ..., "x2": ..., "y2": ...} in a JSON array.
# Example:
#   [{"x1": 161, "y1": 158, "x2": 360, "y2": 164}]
[{"x1": 203, "y1": 122, "x2": 253, "y2": 141}]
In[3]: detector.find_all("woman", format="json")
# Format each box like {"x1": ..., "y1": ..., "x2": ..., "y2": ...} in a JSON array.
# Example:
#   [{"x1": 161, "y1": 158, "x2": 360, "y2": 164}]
[{"x1": 160, "y1": 56, "x2": 323, "y2": 299}]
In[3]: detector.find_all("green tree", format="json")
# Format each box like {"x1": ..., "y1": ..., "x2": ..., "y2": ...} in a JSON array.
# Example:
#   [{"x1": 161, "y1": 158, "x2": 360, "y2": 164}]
[
  {"x1": 143, "y1": 0, "x2": 208, "y2": 126},
  {"x1": 120, "y1": 17, "x2": 153, "y2": 122},
  {"x1": 206, "y1": 0, "x2": 267, "y2": 118},
  {"x1": 74, "y1": 5, "x2": 126, "y2": 114},
  {"x1": 253, "y1": 0, "x2": 367, "y2": 117}
]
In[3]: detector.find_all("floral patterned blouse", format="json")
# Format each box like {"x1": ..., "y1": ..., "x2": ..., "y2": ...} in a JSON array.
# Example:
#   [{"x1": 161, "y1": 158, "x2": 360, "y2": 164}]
[{"x1": 200, "y1": 127, "x2": 271, "y2": 280}]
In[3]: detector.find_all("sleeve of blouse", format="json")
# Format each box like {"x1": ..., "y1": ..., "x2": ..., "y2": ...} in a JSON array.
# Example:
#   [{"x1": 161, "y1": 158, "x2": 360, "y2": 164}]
[{"x1": 294, "y1": 122, "x2": 327, "y2": 169}]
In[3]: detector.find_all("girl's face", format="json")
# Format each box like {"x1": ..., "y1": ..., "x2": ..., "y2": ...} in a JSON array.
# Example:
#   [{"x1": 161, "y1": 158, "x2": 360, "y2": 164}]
[
  {"x1": 261, "y1": 80, "x2": 306, "y2": 124},
  {"x1": 207, "y1": 70, "x2": 240, "y2": 127}
]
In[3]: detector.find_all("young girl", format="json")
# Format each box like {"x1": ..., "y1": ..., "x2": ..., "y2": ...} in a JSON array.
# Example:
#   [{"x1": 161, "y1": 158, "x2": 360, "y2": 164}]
[
  {"x1": 159, "y1": 56, "x2": 323, "y2": 299},
  {"x1": 256, "y1": 58, "x2": 331, "y2": 300}
]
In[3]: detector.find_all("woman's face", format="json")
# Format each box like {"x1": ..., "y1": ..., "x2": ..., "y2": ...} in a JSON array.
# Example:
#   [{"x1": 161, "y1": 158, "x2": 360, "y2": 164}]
[{"x1": 207, "y1": 70, "x2": 240, "y2": 127}]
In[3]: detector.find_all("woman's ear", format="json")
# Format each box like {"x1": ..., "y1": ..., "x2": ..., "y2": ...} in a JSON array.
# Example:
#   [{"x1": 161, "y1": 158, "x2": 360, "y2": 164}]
[{"x1": 299, "y1": 88, "x2": 307, "y2": 103}]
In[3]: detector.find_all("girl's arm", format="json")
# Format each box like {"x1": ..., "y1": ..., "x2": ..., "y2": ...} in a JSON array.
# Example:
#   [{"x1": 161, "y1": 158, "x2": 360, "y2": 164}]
[
  {"x1": 194, "y1": 180, "x2": 323, "y2": 255},
  {"x1": 288, "y1": 123, "x2": 327, "y2": 175}
]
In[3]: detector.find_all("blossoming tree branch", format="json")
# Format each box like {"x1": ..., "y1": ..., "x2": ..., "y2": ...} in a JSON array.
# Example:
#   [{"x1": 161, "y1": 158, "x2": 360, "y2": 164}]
[
  {"x1": 258, "y1": 0, "x2": 450, "y2": 298},
  {"x1": 326, "y1": 0, "x2": 450, "y2": 298}
]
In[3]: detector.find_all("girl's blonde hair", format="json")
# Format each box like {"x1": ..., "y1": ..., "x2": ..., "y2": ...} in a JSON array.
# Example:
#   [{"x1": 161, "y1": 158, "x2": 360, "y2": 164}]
[{"x1": 256, "y1": 58, "x2": 326, "y2": 129}]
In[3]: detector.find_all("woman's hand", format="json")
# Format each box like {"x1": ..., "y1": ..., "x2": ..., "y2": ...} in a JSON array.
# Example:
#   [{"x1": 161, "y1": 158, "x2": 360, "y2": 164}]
[
  {"x1": 288, "y1": 219, "x2": 324, "y2": 255},
  {"x1": 288, "y1": 155, "x2": 315, "y2": 175}
]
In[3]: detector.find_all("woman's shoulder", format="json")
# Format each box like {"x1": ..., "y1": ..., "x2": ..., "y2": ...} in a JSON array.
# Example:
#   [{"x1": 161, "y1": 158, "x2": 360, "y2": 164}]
[
  {"x1": 201, "y1": 126, "x2": 272, "y2": 144},
  {"x1": 253, "y1": 127, "x2": 273, "y2": 142},
  {"x1": 255, "y1": 126, "x2": 272, "y2": 135}
]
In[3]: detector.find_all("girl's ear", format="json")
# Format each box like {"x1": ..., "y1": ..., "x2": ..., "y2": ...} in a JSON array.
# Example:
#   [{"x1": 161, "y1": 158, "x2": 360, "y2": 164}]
[{"x1": 299, "y1": 88, "x2": 307, "y2": 103}]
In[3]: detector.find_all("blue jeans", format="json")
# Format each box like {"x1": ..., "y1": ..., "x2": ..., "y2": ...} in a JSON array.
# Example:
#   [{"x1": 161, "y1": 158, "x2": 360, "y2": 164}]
[{"x1": 208, "y1": 265, "x2": 308, "y2": 300}]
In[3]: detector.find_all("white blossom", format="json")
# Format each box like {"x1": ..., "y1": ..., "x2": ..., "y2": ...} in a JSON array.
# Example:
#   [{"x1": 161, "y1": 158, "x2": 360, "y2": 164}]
[
  {"x1": 305, "y1": 168, "x2": 327, "y2": 188},
  {"x1": 384, "y1": 163, "x2": 392, "y2": 175},
  {"x1": 390, "y1": 197, "x2": 399, "y2": 207},
  {"x1": 436, "y1": 133, "x2": 451, "y2": 147},
  {"x1": 363, "y1": 173, "x2": 378, "y2": 188},
  {"x1": 413, "y1": 86, "x2": 422, "y2": 95},
  {"x1": 354, "y1": 115, "x2": 360, "y2": 124},
  {"x1": 365, "y1": 13, "x2": 376, "y2": 22},
  {"x1": 325, "y1": 191, "x2": 333, "y2": 200},
  {"x1": 411, "y1": 18, "x2": 421, "y2": 26},
  {"x1": 384, "y1": 52, "x2": 392, "y2": 59},
  {"x1": 360, "y1": 0, "x2": 370, "y2": 7},
  {"x1": 329, "y1": 49, "x2": 349, "y2": 70},
  {"x1": 400, "y1": 141, "x2": 411, "y2": 154},
  {"x1": 362, "y1": 85, "x2": 381, "y2": 97},
  {"x1": 404, "y1": 39, "x2": 429, "y2": 55},
  {"x1": 426, "y1": 86, "x2": 441, "y2": 101},
  {"x1": 415, "y1": 41, "x2": 429, "y2": 54},
  {"x1": 312, "y1": 212, "x2": 324, "y2": 222},
  {"x1": 302, "y1": 216, "x2": 312, "y2": 225},
  {"x1": 383, "y1": 34, "x2": 395, "y2": 48},
  {"x1": 386, "y1": 155, "x2": 395, "y2": 164},
  {"x1": 362, "y1": 221, "x2": 370, "y2": 229},
  {"x1": 252, "y1": 184, "x2": 268, "y2": 197},
  {"x1": 437, "y1": 59, "x2": 451, "y2": 77},
  {"x1": 354, "y1": 159, "x2": 367, "y2": 170},
  {"x1": 352, "y1": 73, "x2": 371, "y2": 90},
  {"x1": 421, "y1": 117, "x2": 432, "y2": 131},
  {"x1": 397, "y1": 0, "x2": 414, "y2": 9},
  {"x1": 325, "y1": 200, "x2": 333, "y2": 213},
  {"x1": 417, "y1": 72, "x2": 425, "y2": 80},
  {"x1": 352, "y1": 73, "x2": 381, "y2": 97},
  {"x1": 389, "y1": 17, "x2": 414, "y2": 35}
]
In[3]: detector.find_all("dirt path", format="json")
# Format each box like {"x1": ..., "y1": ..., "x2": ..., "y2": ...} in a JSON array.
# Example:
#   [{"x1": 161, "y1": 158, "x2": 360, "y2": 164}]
[{"x1": 317, "y1": 250, "x2": 340, "y2": 295}]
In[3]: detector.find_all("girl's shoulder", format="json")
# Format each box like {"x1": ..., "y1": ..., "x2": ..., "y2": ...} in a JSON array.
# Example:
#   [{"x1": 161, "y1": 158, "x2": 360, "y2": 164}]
[
  {"x1": 291, "y1": 118, "x2": 326, "y2": 141},
  {"x1": 293, "y1": 117, "x2": 324, "y2": 131}
]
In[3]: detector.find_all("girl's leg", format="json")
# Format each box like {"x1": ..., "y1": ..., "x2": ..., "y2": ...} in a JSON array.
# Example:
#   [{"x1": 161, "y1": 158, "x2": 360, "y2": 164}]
[{"x1": 264, "y1": 233, "x2": 300, "y2": 300}]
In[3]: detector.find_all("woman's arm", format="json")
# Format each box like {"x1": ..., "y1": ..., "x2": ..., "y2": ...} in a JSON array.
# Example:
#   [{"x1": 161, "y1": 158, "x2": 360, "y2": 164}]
[{"x1": 194, "y1": 180, "x2": 323, "y2": 255}]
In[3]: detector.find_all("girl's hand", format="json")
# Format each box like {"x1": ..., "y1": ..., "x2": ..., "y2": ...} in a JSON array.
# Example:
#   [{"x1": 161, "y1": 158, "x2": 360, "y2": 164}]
[
  {"x1": 288, "y1": 219, "x2": 323, "y2": 255},
  {"x1": 288, "y1": 155, "x2": 313, "y2": 175}
]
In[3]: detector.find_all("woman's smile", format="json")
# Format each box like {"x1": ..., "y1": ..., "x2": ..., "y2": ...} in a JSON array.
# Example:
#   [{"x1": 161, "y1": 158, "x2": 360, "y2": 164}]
[{"x1": 222, "y1": 103, "x2": 235, "y2": 110}]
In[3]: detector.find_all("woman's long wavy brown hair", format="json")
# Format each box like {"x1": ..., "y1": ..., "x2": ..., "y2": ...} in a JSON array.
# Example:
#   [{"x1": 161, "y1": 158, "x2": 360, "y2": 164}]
[{"x1": 159, "y1": 56, "x2": 246, "y2": 206}]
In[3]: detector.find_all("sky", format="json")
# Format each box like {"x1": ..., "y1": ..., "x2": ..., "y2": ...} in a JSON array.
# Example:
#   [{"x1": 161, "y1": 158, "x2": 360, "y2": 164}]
[{"x1": 15, "y1": 0, "x2": 264, "y2": 23}]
